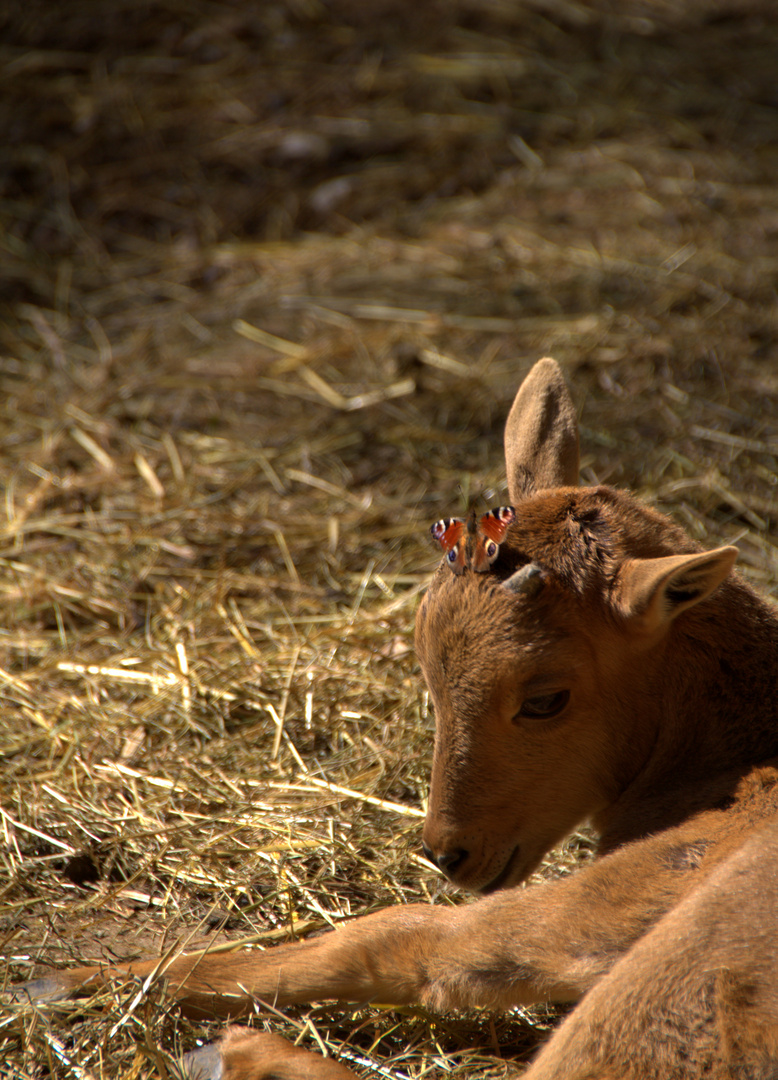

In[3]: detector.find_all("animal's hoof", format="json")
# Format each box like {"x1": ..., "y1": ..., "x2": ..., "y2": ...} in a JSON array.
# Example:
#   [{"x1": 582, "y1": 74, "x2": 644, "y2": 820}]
[
  {"x1": 178, "y1": 1043, "x2": 223, "y2": 1080},
  {"x1": 5, "y1": 977, "x2": 73, "y2": 1005}
]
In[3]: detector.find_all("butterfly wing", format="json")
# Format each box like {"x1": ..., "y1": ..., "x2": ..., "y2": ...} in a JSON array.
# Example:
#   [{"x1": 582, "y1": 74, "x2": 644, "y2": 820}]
[
  {"x1": 430, "y1": 517, "x2": 467, "y2": 574},
  {"x1": 479, "y1": 506, "x2": 516, "y2": 543},
  {"x1": 472, "y1": 506, "x2": 516, "y2": 572}
]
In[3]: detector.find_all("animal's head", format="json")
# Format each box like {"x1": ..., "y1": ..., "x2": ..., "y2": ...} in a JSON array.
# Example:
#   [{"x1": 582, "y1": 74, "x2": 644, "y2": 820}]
[{"x1": 415, "y1": 358, "x2": 737, "y2": 893}]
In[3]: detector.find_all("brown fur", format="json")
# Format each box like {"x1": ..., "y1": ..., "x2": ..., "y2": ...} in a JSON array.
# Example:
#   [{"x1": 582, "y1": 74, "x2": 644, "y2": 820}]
[{"x1": 12, "y1": 359, "x2": 778, "y2": 1079}]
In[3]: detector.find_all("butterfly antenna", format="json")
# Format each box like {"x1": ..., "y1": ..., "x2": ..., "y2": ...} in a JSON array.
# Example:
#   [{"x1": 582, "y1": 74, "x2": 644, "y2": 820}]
[{"x1": 456, "y1": 480, "x2": 470, "y2": 513}]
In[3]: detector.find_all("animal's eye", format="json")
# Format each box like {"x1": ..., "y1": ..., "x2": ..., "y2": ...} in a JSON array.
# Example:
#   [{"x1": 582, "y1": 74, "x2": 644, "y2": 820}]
[{"x1": 515, "y1": 690, "x2": 570, "y2": 721}]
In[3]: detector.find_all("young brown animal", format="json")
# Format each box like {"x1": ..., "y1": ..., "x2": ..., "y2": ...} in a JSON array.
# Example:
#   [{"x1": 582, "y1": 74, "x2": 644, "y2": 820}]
[{"x1": 13, "y1": 359, "x2": 778, "y2": 1079}]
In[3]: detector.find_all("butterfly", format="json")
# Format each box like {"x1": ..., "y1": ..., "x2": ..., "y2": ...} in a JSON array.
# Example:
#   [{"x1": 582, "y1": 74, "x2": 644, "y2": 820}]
[{"x1": 430, "y1": 506, "x2": 516, "y2": 575}]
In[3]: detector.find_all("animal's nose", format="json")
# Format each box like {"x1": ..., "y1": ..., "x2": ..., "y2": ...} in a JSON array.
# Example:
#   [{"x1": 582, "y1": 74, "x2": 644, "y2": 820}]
[{"x1": 422, "y1": 840, "x2": 469, "y2": 879}]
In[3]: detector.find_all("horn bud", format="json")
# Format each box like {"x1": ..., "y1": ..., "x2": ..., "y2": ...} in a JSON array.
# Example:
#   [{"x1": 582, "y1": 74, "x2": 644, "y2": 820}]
[{"x1": 503, "y1": 563, "x2": 546, "y2": 598}]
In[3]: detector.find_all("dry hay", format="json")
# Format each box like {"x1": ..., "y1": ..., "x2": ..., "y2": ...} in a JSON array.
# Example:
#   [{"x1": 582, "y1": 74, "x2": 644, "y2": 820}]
[{"x1": 1, "y1": 0, "x2": 778, "y2": 1076}]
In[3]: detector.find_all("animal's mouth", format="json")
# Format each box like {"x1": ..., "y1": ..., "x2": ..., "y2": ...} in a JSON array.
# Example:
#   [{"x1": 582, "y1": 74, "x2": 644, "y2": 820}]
[{"x1": 480, "y1": 845, "x2": 521, "y2": 894}]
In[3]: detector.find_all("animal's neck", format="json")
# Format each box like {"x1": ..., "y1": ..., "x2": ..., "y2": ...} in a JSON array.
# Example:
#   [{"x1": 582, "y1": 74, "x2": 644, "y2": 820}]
[{"x1": 596, "y1": 576, "x2": 778, "y2": 850}]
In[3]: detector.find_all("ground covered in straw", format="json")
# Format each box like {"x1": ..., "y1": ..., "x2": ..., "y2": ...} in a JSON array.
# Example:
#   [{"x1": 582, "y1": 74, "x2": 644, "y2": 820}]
[{"x1": 2, "y1": 0, "x2": 778, "y2": 1077}]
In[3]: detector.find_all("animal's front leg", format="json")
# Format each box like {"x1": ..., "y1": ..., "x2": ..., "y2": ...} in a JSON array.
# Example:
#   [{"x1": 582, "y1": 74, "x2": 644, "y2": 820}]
[
  {"x1": 10, "y1": 905, "x2": 462, "y2": 1019},
  {"x1": 14, "y1": 829, "x2": 694, "y2": 1021},
  {"x1": 170, "y1": 827, "x2": 700, "y2": 1021},
  {"x1": 14, "y1": 817, "x2": 715, "y2": 1027}
]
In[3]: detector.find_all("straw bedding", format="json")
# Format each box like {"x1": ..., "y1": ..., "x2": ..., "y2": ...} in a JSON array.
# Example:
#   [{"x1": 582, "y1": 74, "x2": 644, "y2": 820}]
[{"x1": 1, "y1": 0, "x2": 777, "y2": 1075}]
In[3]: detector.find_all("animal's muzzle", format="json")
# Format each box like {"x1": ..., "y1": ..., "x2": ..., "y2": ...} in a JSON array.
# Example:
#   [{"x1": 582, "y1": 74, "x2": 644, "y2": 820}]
[{"x1": 422, "y1": 839, "x2": 469, "y2": 880}]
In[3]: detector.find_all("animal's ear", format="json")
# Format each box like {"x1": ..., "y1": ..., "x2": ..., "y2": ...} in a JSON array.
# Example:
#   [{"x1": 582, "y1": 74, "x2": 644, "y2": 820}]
[
  {"x1": 504, "y1": 358, "x2": 580, "y2": 502},
  {"x1": 617, "y1": 546, "x2": 738, "y2": 634}
]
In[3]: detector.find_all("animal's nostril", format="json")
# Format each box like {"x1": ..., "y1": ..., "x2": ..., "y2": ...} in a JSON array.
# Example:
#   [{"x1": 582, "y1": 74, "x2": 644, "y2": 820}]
[
  {"x1": 437, "y1": 848, "x2": 468, "y2": 875},
  {"x1": 422, "y1": 842, "x2": 469, "y2": 878}
]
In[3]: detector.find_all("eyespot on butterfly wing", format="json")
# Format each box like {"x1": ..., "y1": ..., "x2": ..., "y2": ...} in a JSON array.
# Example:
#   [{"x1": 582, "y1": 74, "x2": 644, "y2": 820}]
[
  {"x1": 471, "y1": 506, "x2": 516, "y2": 572},
  {"x1": 430, "y1": 517, "x2": 467, "y2": 574}
]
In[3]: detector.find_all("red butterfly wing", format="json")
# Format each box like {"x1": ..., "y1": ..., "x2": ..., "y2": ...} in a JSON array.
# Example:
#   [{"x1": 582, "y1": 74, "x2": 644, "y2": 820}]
[
  {"x1": 472, "y1": 506, "x2": 516, "y2": 572},
  {"x1": 430, "y1": 517, "x2": 467, "y2": 574},
  {"x1": 479, "y1": 506, "x2": 516, "y2": 543}
]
